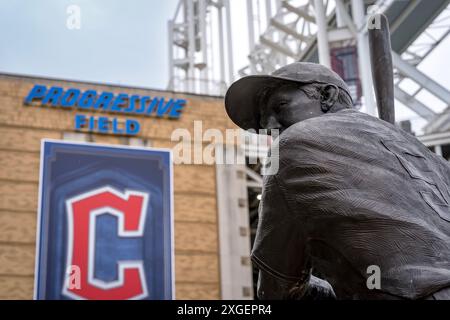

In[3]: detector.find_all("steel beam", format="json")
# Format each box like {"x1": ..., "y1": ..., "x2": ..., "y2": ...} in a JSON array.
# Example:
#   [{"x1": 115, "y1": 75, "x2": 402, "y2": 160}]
[
  {"x1": 260, "y1": 35, "x2": 296, "y2": 58},
  {"x1": 218, "y1": 5, "x2": 226, "y2": 89},
  {"x1": 167, "y1": 20, "x2": 175, "y2": 90},
  {"x1": 265, "y1": 0, "x2": 273, "y2": 26},
  {"x1": 313, "y1": 0, "x2": 331, "y2": 67},
  {"x1": 247, "y1": 0, "x2": 256, "y2": 73},
  {"x1": 394, "y1": 86, "x2": 437, "y2": 120},
  {"x1": 392, "y1": 51, "x2": 450, "y2": 104},
  {"x1": 187, "y1": 0, "x2": 196, "y2": 92},
  {"x1": 282, "y1": 1, "x2": 315, "y2": 23},
  {"x1": 335, "y1": 0, "x2": 357, "y2": 35},
  {"x1": 351, "y1": 0, "x2": 377, "y2": 116},
  {"x1": 270, "y1": 18, "x2": 309, "y2": 42},
  {"x1": 225, "y1": 0, "x2": 235, "y2": 82}
]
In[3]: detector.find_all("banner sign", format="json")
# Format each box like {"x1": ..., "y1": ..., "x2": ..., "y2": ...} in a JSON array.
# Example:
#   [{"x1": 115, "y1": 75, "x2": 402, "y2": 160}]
[
  {"x1": 34, "y1": 140, "x2": 174, "y2": 300},
  {"x1": 24, "y1": 84, "x2": 187, "y2": 136}
]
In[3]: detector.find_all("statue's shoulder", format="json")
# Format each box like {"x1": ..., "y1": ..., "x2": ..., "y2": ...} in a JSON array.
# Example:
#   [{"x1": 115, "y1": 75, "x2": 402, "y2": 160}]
[{"x1": 279, "y1": 109, "x2": 363, "y2": 145}]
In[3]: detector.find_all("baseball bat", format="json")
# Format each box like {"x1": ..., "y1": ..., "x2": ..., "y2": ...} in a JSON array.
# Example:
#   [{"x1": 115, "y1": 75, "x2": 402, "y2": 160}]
[{"x1": 368, "y1": 13, "x2": 395, "y2": 125}]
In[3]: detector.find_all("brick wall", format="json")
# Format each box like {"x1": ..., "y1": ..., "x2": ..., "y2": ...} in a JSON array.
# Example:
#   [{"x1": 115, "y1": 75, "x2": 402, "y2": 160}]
[{"x1": 0, "y1": 74, "x2": 236, "y2": 299}]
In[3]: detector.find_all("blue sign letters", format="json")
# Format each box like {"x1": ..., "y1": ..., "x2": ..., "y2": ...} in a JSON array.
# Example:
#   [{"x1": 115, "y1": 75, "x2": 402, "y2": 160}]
[{"x1": 24, "y1": 84, "x2": 187, "y2": 136}]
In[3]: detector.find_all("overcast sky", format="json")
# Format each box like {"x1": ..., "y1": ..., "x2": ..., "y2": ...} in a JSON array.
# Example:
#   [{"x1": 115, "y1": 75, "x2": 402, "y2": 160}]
[
  {"x1": 0, "y1": 0, "x2": 449, "y2": 133},
  {"x1": 0, "y1": 0, "x2": 179, "y2": 88}
]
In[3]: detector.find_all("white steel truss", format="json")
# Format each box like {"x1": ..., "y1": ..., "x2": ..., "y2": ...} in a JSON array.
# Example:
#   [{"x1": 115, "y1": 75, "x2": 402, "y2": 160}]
[
  {"x1": 167, "y1": 0, "x2": 450, "y2": 128},
  {"x1": 167, "y1": 0, "x2": 234, "y2": 95}
]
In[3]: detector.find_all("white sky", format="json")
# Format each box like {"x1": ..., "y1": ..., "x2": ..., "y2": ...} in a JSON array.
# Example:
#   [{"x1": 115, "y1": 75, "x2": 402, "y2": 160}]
[{"x1": 0, "y1": 0, "x2": 179, "y2": 88}]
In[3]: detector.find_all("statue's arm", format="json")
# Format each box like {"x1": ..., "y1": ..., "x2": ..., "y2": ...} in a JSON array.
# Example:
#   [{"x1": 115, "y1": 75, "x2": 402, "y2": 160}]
[
  {"x1": 252, "y1": 172, "x2": 312, "y2": 299},
  {"x1": 254, "y1": 128, "x2": 339, "y2": 300}
]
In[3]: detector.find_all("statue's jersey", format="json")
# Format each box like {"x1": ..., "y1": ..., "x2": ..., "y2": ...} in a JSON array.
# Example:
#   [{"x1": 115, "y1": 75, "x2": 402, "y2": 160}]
[{"x1": 251, "y1": 109, "x2": 450, "y2": 299}]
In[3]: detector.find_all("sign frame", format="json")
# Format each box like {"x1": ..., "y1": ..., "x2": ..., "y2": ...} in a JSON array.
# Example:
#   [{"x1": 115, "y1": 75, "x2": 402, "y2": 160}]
[{"x1": 33, "y1": 139, "x2": 175, "y2": 300}]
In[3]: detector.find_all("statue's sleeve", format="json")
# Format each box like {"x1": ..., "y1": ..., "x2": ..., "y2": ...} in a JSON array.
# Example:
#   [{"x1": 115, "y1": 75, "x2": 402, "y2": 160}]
[
  {"x1": 251, "y1": 125, "x2": 340, "y2": 298},
  {"x1": 251, "y1": 173, "x2": 310, "y2": 283}
]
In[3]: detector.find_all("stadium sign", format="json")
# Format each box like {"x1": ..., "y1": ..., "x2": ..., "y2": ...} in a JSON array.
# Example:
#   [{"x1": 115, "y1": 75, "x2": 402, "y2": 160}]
[
  {"x1": 34, "y1": 140, "x2": 174, "y2": 300},
  {"x1": 24, "y1": 84, "x2": 187, "y2": 135}
]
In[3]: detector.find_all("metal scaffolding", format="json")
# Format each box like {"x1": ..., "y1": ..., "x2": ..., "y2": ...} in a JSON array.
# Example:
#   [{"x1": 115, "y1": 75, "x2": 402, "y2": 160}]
[
  {"x1": 167, "y1": 0, "x2": 234, "y2": 95},
  {"x1": 167, "y1": 0, "x2": 450, "y2": 125}
]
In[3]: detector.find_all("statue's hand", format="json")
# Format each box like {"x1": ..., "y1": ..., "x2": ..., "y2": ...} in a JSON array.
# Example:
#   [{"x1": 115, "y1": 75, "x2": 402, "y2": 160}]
[{"x1": 288, "y1": 275, "x2": 336, "y2": 300}]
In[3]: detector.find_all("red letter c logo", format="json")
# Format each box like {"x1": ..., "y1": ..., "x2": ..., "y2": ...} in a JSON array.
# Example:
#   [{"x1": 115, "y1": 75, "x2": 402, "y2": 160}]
[{"x1": 63, "y1": 187, "x2": 149, "y2": 300}]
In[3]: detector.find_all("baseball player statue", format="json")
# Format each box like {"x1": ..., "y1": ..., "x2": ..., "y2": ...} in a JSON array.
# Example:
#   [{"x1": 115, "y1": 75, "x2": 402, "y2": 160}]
[{"x1": 224, "y1": 15, "x2": 450, "y2": 300}]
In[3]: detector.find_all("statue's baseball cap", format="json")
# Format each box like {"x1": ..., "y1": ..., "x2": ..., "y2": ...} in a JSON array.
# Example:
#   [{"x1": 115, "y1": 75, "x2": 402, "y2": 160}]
[{"x1": 224, "y1": 62, "x2": 352, "y2": 130}]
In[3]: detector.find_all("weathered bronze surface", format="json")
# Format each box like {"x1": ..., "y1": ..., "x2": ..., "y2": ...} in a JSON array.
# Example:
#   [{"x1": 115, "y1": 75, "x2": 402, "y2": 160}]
[{"x1": 225, "y1": 27, "x2": 450, "y2": 298}]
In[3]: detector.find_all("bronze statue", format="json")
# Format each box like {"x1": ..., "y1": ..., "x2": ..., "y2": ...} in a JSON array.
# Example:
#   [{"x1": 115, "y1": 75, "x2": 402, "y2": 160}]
[{"x1": 224, "y1": 15, "x2": 450, "y2": 300}]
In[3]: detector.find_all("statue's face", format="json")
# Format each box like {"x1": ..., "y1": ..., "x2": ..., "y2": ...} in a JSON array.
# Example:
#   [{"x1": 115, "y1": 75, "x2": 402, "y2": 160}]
[{"x1": 259, "y1": 84, "x2": 323, "y2": 133}]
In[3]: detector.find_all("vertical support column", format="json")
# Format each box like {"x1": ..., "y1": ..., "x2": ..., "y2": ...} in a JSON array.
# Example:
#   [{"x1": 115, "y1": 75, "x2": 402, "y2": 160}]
[
  {"x1": 187, "y1": 0, "x2": 196, "y2": 93},
  {"x1": 335, "y1": 0, "x2": 346, "y2": 27},
  {"x1": 265, "y1": 0, "x2": 272, "y2": 26},
  {"x1": 216, "y1": 145, "x2": 254, "y2": 300},
  {"x1": 218, "y1": 5, "x2": 227, "y2": 93},
  {"x1": 199, "y1": 0, "x2": 208, "y2": 93},
  {"x1": 313, "y1": 0, "x2": 331, "y2": 68},
  {"x1": 247, "y1": 0, "x2": 255, "y2": 51},
  {"x1": 351, "y1": 0, "x2": 377, "y2": 116},
  {"x1": 276, "y1": 0, "x2": 286, "y2": 66},
  {"x1": 167, "y1": 20, "x2": 175, "y2": 90},
  {"x1": 247, "y1": 0, "x2": 256, "y2": 73},
  {"x1": 225, "y1": 0, "x2": 235, "y2": 83},
  {"x1": 276, "y1": 0, "x2": 282, "y2": 10}
]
